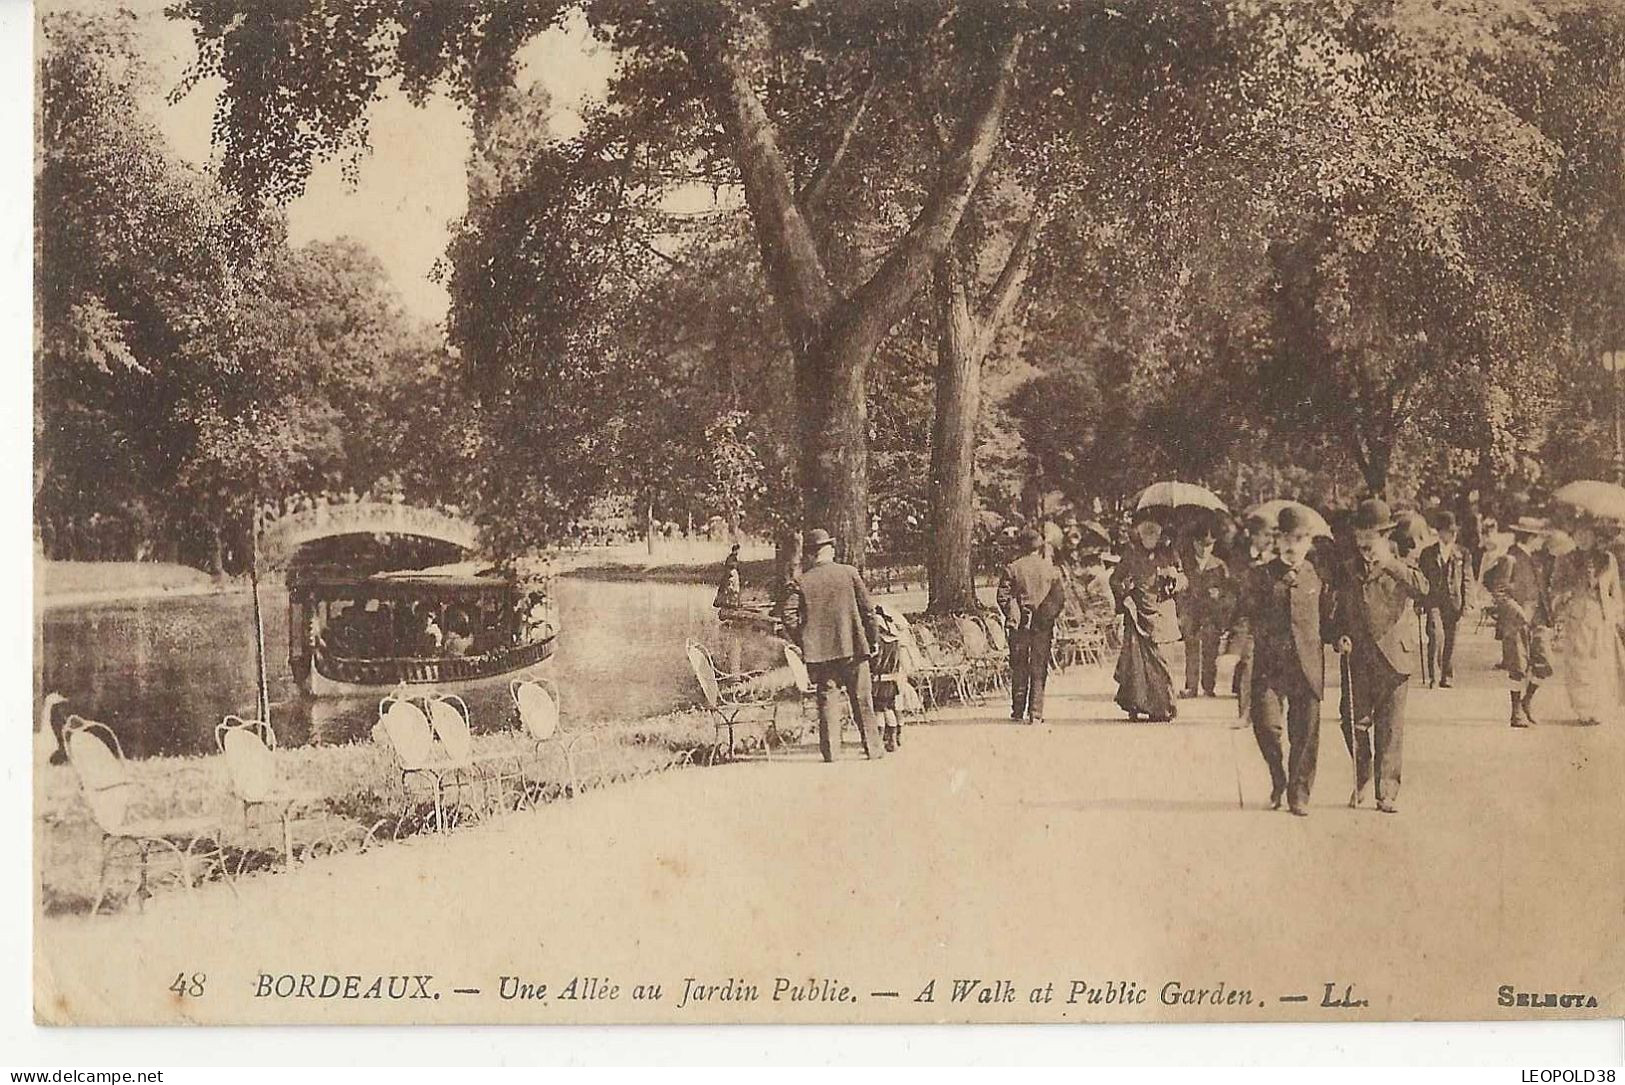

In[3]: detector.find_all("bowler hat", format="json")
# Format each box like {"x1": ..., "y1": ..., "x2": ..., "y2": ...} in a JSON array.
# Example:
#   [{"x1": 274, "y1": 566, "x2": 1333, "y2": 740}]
[
  {"x1": 1351, "y1": 498, "x2": 1397, "y2": 533},
  {"x1": 1018, "y1": 527, "x2": 1044, "y2": 552},
  {"x1": 1430, "y1": 509, "x2": 1457, "y2": 533},
  {"x1": 1277, "y1": 505, "x2": 1314, "y2": 536},
  {"x1": 804, "y1": 527, "x2": 835, "y2": 551}
]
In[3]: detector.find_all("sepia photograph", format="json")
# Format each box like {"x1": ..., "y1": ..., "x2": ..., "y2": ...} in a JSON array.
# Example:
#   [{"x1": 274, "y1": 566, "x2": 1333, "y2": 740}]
[{"x1": 28, "y1": 0, "x2": 1625, "y2": 1032}]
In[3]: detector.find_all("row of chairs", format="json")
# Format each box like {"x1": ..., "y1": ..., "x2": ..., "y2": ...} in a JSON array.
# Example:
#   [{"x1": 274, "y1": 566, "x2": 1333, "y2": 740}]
[
  {"x1": 1051, "y1": 611, "x2": 1116, "y2": 670},
  {"x1": 60, "y1": 678, "x2": 689, "y2": 914}
]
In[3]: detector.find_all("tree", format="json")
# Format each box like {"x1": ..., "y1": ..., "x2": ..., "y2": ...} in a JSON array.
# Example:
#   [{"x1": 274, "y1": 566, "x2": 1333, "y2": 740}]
[
  {"x1": 35, "y1": 8, "x2": 238, "y2": 559},
  {"x1": 1243, "y1": 0, "x2": 1577, "y2": 496}
]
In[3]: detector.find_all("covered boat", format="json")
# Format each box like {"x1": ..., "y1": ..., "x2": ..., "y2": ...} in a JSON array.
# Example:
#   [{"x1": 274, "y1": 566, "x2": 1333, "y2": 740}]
[{"x1": 262, "y1": 503, "x2": 557, "y2": 706}]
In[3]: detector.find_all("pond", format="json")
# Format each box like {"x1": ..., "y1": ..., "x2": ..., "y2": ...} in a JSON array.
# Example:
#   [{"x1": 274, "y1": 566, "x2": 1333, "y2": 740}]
[{"x1": 40, "y1": 576, "x2": 785, "y2": 759}]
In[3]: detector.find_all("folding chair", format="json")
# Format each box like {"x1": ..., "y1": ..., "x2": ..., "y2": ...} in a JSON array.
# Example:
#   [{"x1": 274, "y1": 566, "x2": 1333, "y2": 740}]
[{"x1": 64, "y1": 716, "x2": 229, "y2": 914}]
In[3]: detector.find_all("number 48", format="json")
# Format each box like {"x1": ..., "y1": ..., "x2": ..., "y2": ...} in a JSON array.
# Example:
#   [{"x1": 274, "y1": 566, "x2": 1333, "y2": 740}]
[{"x1": 169, "y1": 972, "x2": 206, "y2": 997}]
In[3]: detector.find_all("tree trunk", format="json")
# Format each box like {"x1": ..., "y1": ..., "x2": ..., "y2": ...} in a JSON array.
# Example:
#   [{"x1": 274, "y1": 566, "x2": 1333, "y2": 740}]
[
  {"x1": 1352, "y1": 433, "x2": 1393, "y2": 499},
  {"x1": 685, "y1": 24, "x2": 1022, "y2": 578},
  {"x1": 796, "y1": 326, "x2": 874, "y2": 567},
  {"x1": 208, "y1": 521, "x2": 226, "y2": 579},
  {"x1": 927, "y1": 257, "x2": 983, "y2": 614}
]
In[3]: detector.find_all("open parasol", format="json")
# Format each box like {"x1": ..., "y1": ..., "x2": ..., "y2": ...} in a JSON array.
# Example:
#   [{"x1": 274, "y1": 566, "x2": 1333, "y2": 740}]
[
  {"x1": 1246, "y1": 499, "x2": 1331, "y2": 538},
  {"x1": 1136, "y1": 481, "x2": 1228, "y2": 515},
  {"x1": 1551, "y1": 480, "x2": 1625, "y2": 525}
]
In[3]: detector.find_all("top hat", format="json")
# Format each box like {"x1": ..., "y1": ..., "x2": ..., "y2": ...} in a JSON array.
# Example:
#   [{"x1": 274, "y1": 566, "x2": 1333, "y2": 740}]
[
  {"x1": 1351, "y1": 498, "x2": 1397, "y2": 533},
  {"x1": 804, "y1": 528, "x2": 836, "y2": 551},
  {"x1": 1508, "y1": 516, "x2": 1548, "y2": 537}
]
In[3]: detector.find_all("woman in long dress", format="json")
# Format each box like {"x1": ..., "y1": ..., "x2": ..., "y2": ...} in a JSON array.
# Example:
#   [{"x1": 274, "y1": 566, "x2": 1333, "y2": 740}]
[
  {"x1": 1550, "y1": 519, "x2": 1625, "y2": 726},
  {"x1": 1110, "y1": 511, "x2": 1187, "y2": 722}
]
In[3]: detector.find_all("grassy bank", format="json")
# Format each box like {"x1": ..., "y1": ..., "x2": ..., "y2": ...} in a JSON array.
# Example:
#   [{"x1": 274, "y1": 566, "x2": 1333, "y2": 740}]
[
  {"x1": 40, "y1": 559, "x2": 240, "y2": 609},
  {"x1": 37, "y1": 707, "x2": 790, "y2": 917}
]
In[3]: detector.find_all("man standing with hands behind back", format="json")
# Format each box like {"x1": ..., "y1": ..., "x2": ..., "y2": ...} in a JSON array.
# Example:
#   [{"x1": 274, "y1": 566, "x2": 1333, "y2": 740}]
[
  {"x1": 1332, "y1": 499, "x2": 1432, "y2": 813},
  {"x1": 997, "y1": 527, "x2": 1065, "y2": 725},
  {"x1": 782, "y1": 528, "x2": 885, "y2": 762}
]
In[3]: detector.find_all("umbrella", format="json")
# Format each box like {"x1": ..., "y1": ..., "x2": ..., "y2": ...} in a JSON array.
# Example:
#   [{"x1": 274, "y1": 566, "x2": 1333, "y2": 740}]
[
  {"x1": 1552, "y1": 480, "x2": 1625, "y2": 524},
  {"x1": 1136, "y1": 481, "x2": 1228, "y2": 515},
  {"x1": 1246, "y1": 499, "x2": 1332, "y2": 539}
]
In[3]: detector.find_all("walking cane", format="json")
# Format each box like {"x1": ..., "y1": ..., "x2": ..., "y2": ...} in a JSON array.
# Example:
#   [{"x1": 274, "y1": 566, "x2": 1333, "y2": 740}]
[{"x1": 1339, "y1": 650, "x2": 1359, "y2": 805}]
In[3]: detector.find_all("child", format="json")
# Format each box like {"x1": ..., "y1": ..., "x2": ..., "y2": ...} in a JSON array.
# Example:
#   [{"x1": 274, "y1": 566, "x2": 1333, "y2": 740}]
[{"x1": 871, "y1": 604, "x2": 909, "y2": 751}]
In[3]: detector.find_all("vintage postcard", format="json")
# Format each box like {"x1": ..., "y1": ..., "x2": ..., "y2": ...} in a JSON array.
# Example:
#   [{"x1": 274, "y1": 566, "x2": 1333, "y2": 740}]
[{"x1": 32, "y1": 0, "x2": 1624, "y2": 1026}]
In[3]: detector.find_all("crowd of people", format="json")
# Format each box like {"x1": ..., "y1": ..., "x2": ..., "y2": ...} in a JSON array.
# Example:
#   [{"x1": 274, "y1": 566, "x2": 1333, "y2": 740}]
[
  {"x1": 769, "y1": 486, "x2": 1624, "y2": 818},
  {"x1": 312, "y1": 589, "x2": 554, "y2": 661}
]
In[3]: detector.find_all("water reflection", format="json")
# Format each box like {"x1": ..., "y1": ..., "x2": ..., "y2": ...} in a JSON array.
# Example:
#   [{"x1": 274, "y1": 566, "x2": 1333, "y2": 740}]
[{"x1": 41, "y1": 577, "x2": 782, "y2": 759}]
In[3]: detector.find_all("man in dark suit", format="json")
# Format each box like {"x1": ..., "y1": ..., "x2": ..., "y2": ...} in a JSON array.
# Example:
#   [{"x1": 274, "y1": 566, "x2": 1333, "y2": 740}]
[
  {"x1": 1226, "y1": 513, "x2": 1277, "y2": 727},
  {"x1": 1331, "y1": 499, "x2": 1431, "y2": 814},
  {"x1": 1483, "y1": 517, "x2": 1552, "y2": 728},
  {"x1": 1418, "y1": 510, "x2": 1471, "y2": 688},
  {"x1": 1232, "y1": 506, "x2": 1331, "y2": 816},
  {"x1": 1178, "y1": 522, "x2": 1232, "y2": 698},
  {"x1": 781, "y1": 528, "x2": 884, "y2": 761},
  {"x1": 997, "y1": 527, "x2": 1065, "y2": 725}
]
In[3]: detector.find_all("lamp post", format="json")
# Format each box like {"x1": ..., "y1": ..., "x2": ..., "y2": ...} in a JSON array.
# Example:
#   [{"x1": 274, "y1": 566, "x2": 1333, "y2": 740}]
[{"x1": 1605, "y1": 349, "x2": 1625, "y2": 485}]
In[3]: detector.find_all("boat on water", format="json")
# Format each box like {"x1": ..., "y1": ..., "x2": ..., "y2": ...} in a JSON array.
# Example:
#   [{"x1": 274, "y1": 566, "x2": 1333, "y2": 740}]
[{"x1": 262, "y1": 502, "x2": 557, "y2": 713}]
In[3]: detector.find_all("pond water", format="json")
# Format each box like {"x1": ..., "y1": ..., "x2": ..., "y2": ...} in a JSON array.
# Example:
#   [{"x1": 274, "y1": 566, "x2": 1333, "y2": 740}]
[{"x1": 40, "y1": 576, "x2": 785, "y2": 759}]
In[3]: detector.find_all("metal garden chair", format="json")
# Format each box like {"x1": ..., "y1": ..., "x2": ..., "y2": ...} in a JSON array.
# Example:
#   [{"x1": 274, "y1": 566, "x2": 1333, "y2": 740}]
[
  {"x1": 64, "y1": 716, "x2": 230, "y2": 914},
  {"x1": 686, "y1": 640, "x2": 780, "y2": 760},
  {"x1": 215, "y1": 715, "x2": 344, "y2": 871}
]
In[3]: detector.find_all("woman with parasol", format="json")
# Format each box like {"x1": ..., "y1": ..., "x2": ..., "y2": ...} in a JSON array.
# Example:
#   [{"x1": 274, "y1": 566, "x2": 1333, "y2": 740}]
[
  {"x1": 1548, "y1": 483, "x2": 1625, "y2": 725},
  {"x1": 1111, "y1": 483, "x2": 1218, "y2": 721}
]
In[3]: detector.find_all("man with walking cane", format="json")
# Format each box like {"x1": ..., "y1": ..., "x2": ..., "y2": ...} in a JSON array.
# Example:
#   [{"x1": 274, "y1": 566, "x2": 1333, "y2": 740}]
[
  {"x1": 1231, "y1": 506, "x2": 1332, "y2": 816},
  {"x1": 1331, "y1": 499, "x2": 1431, "y2": 814},
  {"x1": 1227, "y1": 512, "x2": 1277, "y2": 728}
]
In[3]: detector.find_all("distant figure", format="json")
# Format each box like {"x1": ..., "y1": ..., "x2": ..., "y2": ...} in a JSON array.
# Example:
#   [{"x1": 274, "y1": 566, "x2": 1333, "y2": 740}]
[
  {"x1": 1550, "y1": 519, "x2": 1625, "y2": 726},
  {"x1": 713, "y1": 544, "x2": 743, "y2": 609},
  {"x1": 1227, "y1": 513, "x2": 1277, "y2": 725},
  {"x1": 781, "y1": 528, "x2": 884, "y2": 762},
  {"x1": 1177, "y1": 522, "x2": 1231, "y2": 698},
  {"x1": 1418, "y1": 511, "x2": 1470, "y2": 688},
  {"x1": 1457, "y1": 488, "x2": 1486, "y2": 579},
  {"x1": 1484, "y1": 517, "x2": 1553, "y2": 727},
  {"x1": 442, "y1": 609, "x2": 473, "y2": 658},
  {"x1": 996, "y1": 527, "x2": 1065, "y2": 725}
]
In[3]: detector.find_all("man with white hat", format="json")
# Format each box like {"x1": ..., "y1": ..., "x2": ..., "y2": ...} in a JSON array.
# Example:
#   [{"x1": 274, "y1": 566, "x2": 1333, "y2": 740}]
[{"x1": 781, "y1": 528, "x2": 885, "y2": 761}]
